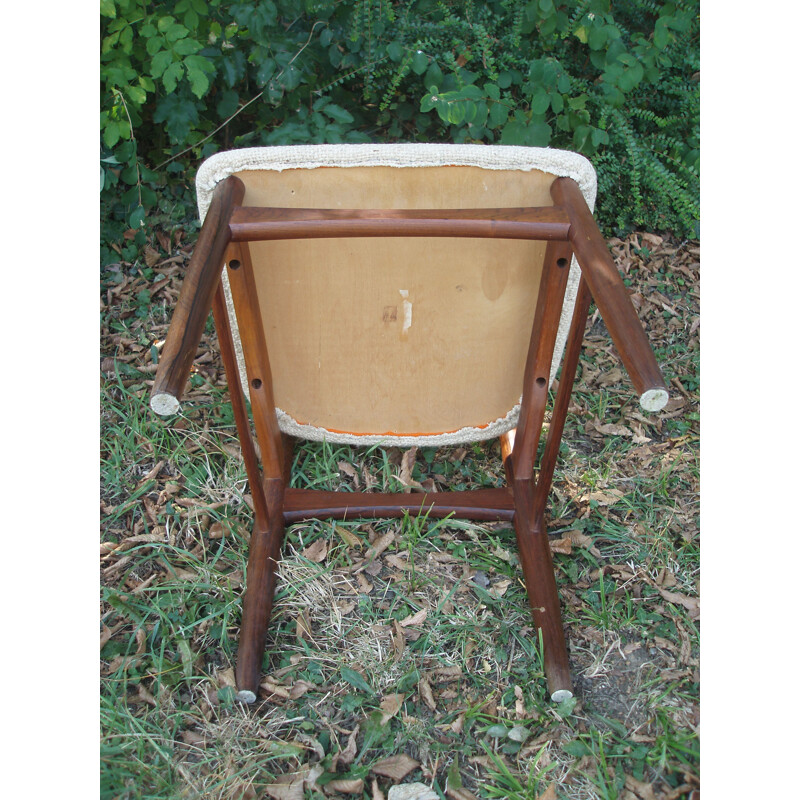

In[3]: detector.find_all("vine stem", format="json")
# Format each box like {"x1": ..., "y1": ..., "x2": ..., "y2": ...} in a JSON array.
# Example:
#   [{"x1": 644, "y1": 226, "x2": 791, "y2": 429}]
[
  {"x1": 112, "y1": 87, "x2": 142, "y2": 209},
  {"x1": 154, "y1": 21, "x2": 325, "y2": 171},
  {"x1": 312, "y1": 56, "x2": 388, "y2": 96}
]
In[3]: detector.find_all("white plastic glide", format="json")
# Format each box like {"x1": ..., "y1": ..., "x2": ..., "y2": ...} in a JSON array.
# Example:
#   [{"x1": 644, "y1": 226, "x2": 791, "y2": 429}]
[
  {"x1": 150, "y1": 392, "x2": 180, "y2": 416},
  {"x1": 640, "y1": 388, "x2": 669, "y2": 412}
]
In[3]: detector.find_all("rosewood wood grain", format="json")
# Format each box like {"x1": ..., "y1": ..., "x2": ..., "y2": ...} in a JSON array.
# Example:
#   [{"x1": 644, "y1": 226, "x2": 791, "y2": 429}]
[
  {"x1": 224, "y1": 242, "x2": 285, "y2": 482},
  {"x1": 512, "y1": 239, "x2": 574, "y2": 482},
  {"x1": 228, "y1": 205, "x2": 571, "y2": 242},
  {"x1": 281, "y1": 434, "x2": 296, "y2": 487},
  {"x1": 532, "y1": 275, "x2": 593, "y2": 523},
  {"x1": 282, "y1": 488, "x2": 516, "y2": 525},
  {"x1": 504, "y1": 453, "x2": 573, "y2": 700},
  {"x1": 550, "y1": 178, "x2": 668, "y2": 408},
  {"x1": 234, "y1": 478, "x2": 286, "y2": 699},
  {"x1": 211, "y1": 278, "x2": 269, "y2": 529},
  {"x1": 151, "y1": 176, "x2": 245, "y2": 414}
]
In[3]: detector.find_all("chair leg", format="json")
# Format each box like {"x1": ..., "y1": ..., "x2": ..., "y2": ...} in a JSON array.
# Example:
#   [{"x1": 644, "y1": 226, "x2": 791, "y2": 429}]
[
  {"x1": 235, "y1": 512, "x2": 286, "y2": 702},
  {"x1": 513, "y1": 510, "x2": 573, "y2": 702},
  {"x1": 501, "y1": 442, "x2": 572, "y2": 703}
]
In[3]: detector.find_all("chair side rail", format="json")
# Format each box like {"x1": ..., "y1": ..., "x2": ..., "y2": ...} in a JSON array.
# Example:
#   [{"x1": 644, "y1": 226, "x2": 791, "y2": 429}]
[
  {"x1": 550, "y1": 177, "x2": 669, "y2": 412},
  {"x1": 150, "y1": 175, "x2": 245, "y2": 416}
]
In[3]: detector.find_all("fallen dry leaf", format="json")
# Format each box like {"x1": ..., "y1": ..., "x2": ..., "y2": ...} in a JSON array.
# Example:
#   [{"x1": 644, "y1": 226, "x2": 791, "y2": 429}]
[
  {"x1": 296, "y1": 610, "x2": 313, "y2": 641},
  {"x1": 143, "y1": 244, "x2": 161, "y2": 267},
  {"x1": 260, "y1": 677, "x2": 291, "y2": 699},
  {"x1": 371, "y1": 778, "x2": 386, "y2": 800},
  {"x1": 434, "y1": 665, "x2": 462, "y2": 682},
  {"x1": 663, "y1": 784, "x2": 697, "y2": 800},
  {"x1": 418, "y1": 676, "x2": 436, "y2": 711},
  {"x1": 264, "y1": 774, "x2": 304, "y2": 800},
  {"x1": 400, "y1": 608, "x2": 428, "y2": 627},
  {"x1": 657, "y1": 587, "x2": 700, "y2": 619},
  {"x1": 379, "y1": 693, "x2": 405, "y2": 724},
  {"x1": 398, "y1": 447, "x2": 419, "y2": 492},
  {"x1": 361, "y1": 531, "x2": 395, "y2": 566},
  {"x1": 137, "y1": 683, "x2": 157, "y2": 706},
  {"x1": 589, "y1": 419, "x2": 634, "y2": 437},
  {"x1": 446, "y1": 787, "x2": 479, "y2": 800},
  {"x1": 335, "y1": 725, "x2": 360, "y2": 768},
  {"x1": 294, "y1": 733, "x2": 325, "y2": 760},
  {"x1": 536, "y1": 785, "x2": 557, "y2": 800},
  {"x1": 582, "y1": 488, "x2": 624, "y2": 506},
  {"x1": 385, "y1": 553, "x2": 410, "y2": 570},
  {"x1": 302, "y1": 538, "x2": 328, "y2": 563},
  {"x1": 303, "y1": 765, "x2": 325, "y2": 793},
  {"x1": 338, "y1": 460, "x2": 360, "y2": 486},
  {"x1": 326, "y1": 778, "x2": 364, "y2": 794},
  {"x1": 370, "y1": 754, "x2": 420, "y2": 780},
  {"x1": 337, "y1": 526, "x2": 363, "y2": 549},
  {"x1": 566, "y1": 529, "x2": 594, "y2": 549},
  {"x1": 356, "y1": 572, "x2": 374, "y2": 593},
  {"x1": 656, "y1": 567, "x2": 678, "y2": 588},
  {"x1": 337, "y1": 599, "x2": 357, "y2": 616},
  {"x1": 491, "y1": 545, "x2": 513, "y2": 563},
  {"x1": 392, "y1": 619, "x2": 406, "y2": 657},
  {"x1": 100, "y1": 622, "x2": 124, "y2": 649},
  {"x1": 208, "y1": 521, "x2": 228, "y2": 539},
  {"x1": 624, "y1": 776, "x2": 658, "y2": 800},
  {"x1": 289, "y1": 679, "x2": 316, "y2": 700},
  {"x1": 515, "y1": 685, "x2": 526, "y2": 718},
  {"x1": 364, "y1": 558, "x2": 384, "y2": 577},
  {"x1": 549, "y1": 537, "x2": 573, "y2": 555},
  {"x1": 228, "y1": 783, "x2": 258, "y2": 800},
  {"x1": 597, "y1": 367, "x2": 624, "y2": 386},
  {"x1": 180, "y1": 729, "x2": 207, "y2": 748},
  {"x1": 488, "y1": 578, "x2": 513, "y2": 598},
  {"x1": 154, "y1": 229, "x2": 171, "y2": 252}
]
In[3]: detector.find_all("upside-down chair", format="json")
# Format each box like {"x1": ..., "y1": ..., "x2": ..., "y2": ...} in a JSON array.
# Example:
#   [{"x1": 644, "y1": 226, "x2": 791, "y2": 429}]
[{"x1": 150, "y1": 144, "x2": 668, "y2": 703}]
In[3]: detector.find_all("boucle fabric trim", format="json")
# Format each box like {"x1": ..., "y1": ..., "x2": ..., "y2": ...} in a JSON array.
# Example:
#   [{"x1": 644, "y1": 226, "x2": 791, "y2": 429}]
[
  {"x1": 274, "y1": 403, "x2": 523, "y2": 448},
  {"x1": 195, "y1": 144, "x2": 597, "y2": 446}
]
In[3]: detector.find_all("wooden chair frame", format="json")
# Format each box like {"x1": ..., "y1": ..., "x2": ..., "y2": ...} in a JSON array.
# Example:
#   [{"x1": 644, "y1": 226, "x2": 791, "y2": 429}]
[{"x1": 151, "y1": 173, "x2": 668, "y2": 703}]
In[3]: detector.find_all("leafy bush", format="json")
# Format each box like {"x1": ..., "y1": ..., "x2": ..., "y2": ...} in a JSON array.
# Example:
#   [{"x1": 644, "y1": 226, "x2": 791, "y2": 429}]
[{"x1": 101, "y1": 0, "x2": 699, "y2": 250}]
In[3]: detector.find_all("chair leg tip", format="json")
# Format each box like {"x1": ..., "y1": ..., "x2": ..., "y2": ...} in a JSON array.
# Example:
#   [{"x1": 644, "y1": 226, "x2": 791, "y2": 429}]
[
  {"x1": 236, "y1": 689, "x2": 257, "y2": 704},
  {"x1": 551, "y1": 689, "x2": 573, "y2": 703}
]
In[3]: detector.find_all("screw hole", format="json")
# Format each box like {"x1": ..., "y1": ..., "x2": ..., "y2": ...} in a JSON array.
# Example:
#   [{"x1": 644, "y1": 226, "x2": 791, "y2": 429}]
[
  {"x1": 251, "y1": 378, "x2": 262, "y2": 390},
  {"x1": 557, "y1": 258, "x2": 568, "y2": 269},
  {"x1": 536, "y1": 377, "x2": 547, "y2": 388},
  {"x1": 229, "y1": 259, "x2": 241, "y2": 270}
]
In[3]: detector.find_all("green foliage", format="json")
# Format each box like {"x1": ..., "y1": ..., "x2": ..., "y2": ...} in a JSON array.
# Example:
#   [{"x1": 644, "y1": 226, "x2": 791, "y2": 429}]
[{"x1": 101, "y1": 0, "x2": 699, "y2": 244}]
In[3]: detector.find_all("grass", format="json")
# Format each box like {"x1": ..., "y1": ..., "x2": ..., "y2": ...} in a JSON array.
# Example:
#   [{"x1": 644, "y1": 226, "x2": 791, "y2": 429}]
[{"x1": 100, "y1": 231, "x2": 699, "y2": 799}]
